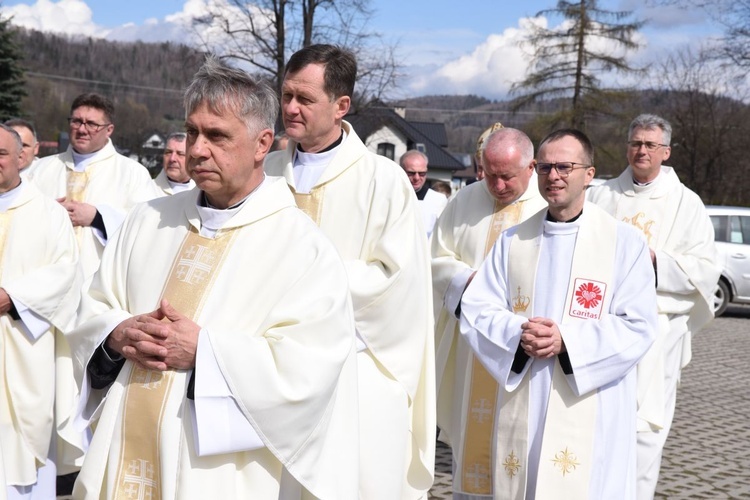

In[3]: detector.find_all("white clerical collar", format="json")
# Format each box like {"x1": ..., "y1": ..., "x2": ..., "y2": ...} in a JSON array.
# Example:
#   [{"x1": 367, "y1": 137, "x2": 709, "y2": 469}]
[
  {"x1": 71, "y1": 141, "x2": 111, "y2": 172},
  {"x1": 0, "y1": 180, "x2": 25, "y2": 212},
  {"x1": 632, "y1": 168, "x2": 662, "y2": 187},
  {"x1": 195, "y1": 175, "x2": 267, "y2": 238},
  {"x1": 292, "y1": 129, "x2": 347, "y2": 193},
  {"x1": 167, "y1": 178, "x2": 194, "y2": 194}
]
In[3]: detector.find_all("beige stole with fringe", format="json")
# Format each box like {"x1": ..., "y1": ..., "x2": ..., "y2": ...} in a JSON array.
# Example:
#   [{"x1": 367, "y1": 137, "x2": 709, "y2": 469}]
[
  {"x1": 495, "y1": 207, "x2": 616, "y2": 499},
  {"x1": 112, "y1": 226, "x2": 239, "y2": 500},
  {"x1": 458, "y1": 201, "x2": 524, "y2": 495}
]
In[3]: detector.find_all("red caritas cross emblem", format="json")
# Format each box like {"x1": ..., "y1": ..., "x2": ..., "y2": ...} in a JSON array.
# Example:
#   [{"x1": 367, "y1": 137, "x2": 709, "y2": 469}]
[{"x1": 575, "y1": 282, "x2": 602, "y2": 309}]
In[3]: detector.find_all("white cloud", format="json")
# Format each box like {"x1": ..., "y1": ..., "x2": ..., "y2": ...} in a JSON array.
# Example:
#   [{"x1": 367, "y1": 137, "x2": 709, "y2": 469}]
[
  {"x1": 1, "y1": 0, "x2": 107, "y2": 37},
  {"x1": 403, "y1": 15, "x2": 652, "y2": 100}
]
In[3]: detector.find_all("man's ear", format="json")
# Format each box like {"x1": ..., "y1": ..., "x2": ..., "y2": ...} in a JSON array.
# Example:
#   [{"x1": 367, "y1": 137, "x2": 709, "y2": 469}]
[
  {"x1": 334, "y1": 95, "x2": 351, "y2": 120},
  {"x1": 662, "y1": 146, "x2": 671, "y2": 163},
  {"x1": 255, "y1": 129, "x2": 275, "y2": 162}
]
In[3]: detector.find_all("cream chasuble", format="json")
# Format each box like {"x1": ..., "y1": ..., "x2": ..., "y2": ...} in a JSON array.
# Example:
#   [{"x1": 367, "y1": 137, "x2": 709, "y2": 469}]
[
  {"x1": 430, "y1": 179, "x2": 546, "y2": 497},
  {"x1": 0, "y1": 182, "x2": 80, "y2": 489},
  {"x1": 113, "y1": 227, "x2": 238, "y2": 499},
  {"x1": 587, "y1": 166, "x2": 719, "y2": 430},
  {"x1": 461, "y1": 203, "x2": 658, "y2": 500},
  {"x1": 70, "y1": 178, "x2": 358, "y2": 499},
  {"x1": 266, "y1": 122, "x2": 436, "y2": 499}
]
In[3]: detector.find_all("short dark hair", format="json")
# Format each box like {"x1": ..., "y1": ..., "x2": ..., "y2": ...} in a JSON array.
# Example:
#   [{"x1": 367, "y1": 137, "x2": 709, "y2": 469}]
[
  {"x1": 71, "y1": 93, "x2": 115, "y2": 123},
  {"x1": 538, "y1": 128, "x2": 594, "y2": 166},
  {"x1": 285, "y1": 44, "x2": 357, "y2": 100},
  {"x1": 166, "y1": 132, "x2": 187, "y2": 143},
  {"x1": 4, "y1": 118, "x2": 37, "y2": 141}
]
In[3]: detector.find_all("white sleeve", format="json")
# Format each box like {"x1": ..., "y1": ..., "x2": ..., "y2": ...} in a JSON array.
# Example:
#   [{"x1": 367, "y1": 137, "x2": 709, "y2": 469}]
[
  {"x1": 10, "y1": 297, "x2": 51, "y2": 341},
  {"x1": 191, "y1": 328, "x2": 265, "y2": 457}
]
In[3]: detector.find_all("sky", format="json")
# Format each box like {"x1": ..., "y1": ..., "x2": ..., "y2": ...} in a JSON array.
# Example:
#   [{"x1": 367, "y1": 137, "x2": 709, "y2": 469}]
[{"x1": 0, "y1": 0, "x2": 723, "y2": 100}]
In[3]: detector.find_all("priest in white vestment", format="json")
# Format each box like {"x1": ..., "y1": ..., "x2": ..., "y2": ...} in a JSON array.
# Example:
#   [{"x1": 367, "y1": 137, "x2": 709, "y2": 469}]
[
  {"x1": 0, "y1": 125, "x2": 81, "y2": 499},
  {"x1": 400, "y1": 149, "x2": 447, "y2": 239},
  {"x1": 431, "y1": 128, "x2": 546, "y2": 498},
  {"x1": 68, "y1": 58, "x2": 358, "y2": 500},
  {"x1": 4, "y1": 119, "x2": 40, "y2": 183},
  {"x1": 265, "y1": 44, "x2": 435, "y2": 499},
  {"x1": 587, "y1": 114, "x2": 720, "y2": 499},
  {"x1": 32, "y1": 93, "x2": 162, "y2": 474},
  {"x1": 460, "y1": 129, "x2": 658, "y2": 500},
  {"x1": 154, "y1": 132, "x2": 196, "y2": 196}
]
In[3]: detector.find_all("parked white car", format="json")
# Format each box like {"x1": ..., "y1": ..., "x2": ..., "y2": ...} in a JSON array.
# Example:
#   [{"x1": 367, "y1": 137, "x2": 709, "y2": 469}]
[{"x1": 707, "y1": 205, "x2": 750, "y2": 315}]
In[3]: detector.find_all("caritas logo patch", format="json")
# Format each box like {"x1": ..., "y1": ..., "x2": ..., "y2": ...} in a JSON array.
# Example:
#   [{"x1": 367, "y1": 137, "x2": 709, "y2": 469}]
[{"x1": 569, "y1": 279, "x2": 606, "y2": 320}]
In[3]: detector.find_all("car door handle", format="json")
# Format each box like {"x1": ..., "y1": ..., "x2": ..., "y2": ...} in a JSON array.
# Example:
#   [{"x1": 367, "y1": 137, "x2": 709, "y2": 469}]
[{"x1": 730, "y1": 253, "x2": 747, "y2": 259}]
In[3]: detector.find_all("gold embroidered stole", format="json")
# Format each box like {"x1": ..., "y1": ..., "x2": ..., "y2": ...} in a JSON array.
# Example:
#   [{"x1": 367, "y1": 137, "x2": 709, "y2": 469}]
[
  {"x1": 458, "y1": 201, "x2": 523, "y2": 495},
  {"x1": 113, "y1": 227, "x2": 239, "y2": 500},
  {"x1": 67, "y1": 170, "x2": 89, "y2": 239},
  {"x1": 497, "y1": 208, "x2": 616, "y2": 500},
  {"x1": 293, "y1": 187, "x2": 325, "y2": 225}
]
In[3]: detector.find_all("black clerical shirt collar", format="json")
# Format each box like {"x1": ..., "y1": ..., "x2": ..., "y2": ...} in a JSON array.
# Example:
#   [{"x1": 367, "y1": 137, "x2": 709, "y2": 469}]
[
  {"x1": 415, "y1": 183, "x2": 430, "y2": 200},
  {"x1": 296, "y1": 129, "x2": 344, "y2": 154},
  {"x1": 546, "y1": 209, "x2": 583, "y2": 223}
]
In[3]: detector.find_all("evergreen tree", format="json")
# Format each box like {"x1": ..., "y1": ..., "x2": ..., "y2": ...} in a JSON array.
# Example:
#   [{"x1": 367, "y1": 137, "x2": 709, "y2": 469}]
[
  {"x1": 0, "y1": 6, "x2": 26, "y2": 121},
  {"x1": 511, "y1": 0, "x2": 643, "y2": 129}
]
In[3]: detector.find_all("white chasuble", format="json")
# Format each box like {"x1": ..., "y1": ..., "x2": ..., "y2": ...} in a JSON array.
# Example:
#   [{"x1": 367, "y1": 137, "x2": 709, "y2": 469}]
[
  {"x1": 0, "y1": 183, "x2": 80, "y2": 489},
  {"x1": 587, "y1": 166, "x2": 720, "y2": 430},
  {"x1": 70, "y1": 178, "x2": 358, "y2": 499},
  {"x1": 266, "y1": 122, "x2": 435, "y2": 499},
  {"x1": 430, "y1": 179, "x2": 545, "y2": 497},
  {"x1": 460, "y1": 203, "x2": 658, "y2": 500}
]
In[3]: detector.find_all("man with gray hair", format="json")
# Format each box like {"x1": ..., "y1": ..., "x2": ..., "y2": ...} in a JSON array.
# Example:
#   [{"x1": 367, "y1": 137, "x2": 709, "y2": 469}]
[
  {"x1": 154, "y1": 132, "x2": 195, "y2": 195},
  {"x1": 70, "y1": 57, "x2": 358, "y2": 499},
  {"x1": 401, "y1": 149, "x2": 447, "y2": 238},
  {"x1": 4, "y1": 118, "x2": 40, "y2": 181},
  {"x1": 0, "y1": 124, "x2": 80, "y2": 499},
  {"x1": 588, "y1": 114, "x2": 719, "y2": 499},
  {"x1": 431, "y1": 128, "x2": 546, "y2": 498}
]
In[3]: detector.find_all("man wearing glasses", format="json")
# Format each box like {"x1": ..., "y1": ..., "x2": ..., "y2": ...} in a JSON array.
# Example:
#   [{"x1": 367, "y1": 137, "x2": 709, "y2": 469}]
[
  {"x1": 154, "y1": 132, "x2": 195, "y2": 196},
  {"x1": 460, "y1": 129, "x2": 658, "y2": 499},
  {"x1": 33, "y1": 93, "x2": 161, "y2": 288},
  {"x1": 400, "y1": 149, "x2": 447, "y2": 238},
  {"x1": 588, "y1": 114, "x2": 719, "y2": 499}
]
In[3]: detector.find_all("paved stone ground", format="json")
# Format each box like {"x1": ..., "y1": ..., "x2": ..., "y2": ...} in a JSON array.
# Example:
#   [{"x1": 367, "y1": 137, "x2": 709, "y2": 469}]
[{"x1": 429, "y1": 305, "x2": 750, "y2": 499}]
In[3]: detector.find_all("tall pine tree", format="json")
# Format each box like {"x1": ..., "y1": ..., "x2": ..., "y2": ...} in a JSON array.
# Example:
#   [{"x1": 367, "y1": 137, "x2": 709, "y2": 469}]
[
  {"x1": 0, "y1": 6, "x2": 26, "y2": 121},
  {"x1": 511, "y1": 0, "x2": 643, "y2": 130}
]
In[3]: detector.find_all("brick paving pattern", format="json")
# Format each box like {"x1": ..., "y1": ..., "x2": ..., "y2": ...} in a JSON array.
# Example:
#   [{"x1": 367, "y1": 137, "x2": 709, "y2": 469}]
[{"x1": 429, "y1": 305, "x2": 750, "y2": 499}]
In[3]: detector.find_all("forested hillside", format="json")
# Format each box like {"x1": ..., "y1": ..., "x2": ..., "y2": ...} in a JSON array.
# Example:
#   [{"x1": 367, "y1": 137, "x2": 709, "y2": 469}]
[{"x1": 15, "y1": 28, "x2": 205, "y2": 155}]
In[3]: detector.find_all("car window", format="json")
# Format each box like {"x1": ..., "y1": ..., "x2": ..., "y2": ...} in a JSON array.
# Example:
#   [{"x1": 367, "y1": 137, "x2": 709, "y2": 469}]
[
  {"x1": 712, "y1": 215, "x2": 728, "y2": 242},
  {"x1": 728, "y1": 215, "x2": 750, "y2": 244}
]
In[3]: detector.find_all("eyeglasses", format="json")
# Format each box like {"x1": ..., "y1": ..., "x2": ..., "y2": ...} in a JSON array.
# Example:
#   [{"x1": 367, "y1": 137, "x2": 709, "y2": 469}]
[
  {"x1": 404, "y1": 171, "x2": 428, "y2": 177},
  {"x1": 627, "y1": 141, "x2": 668, "y2": 151},
  {"x1": 68, "y1": 117, "x2": 111, "y2": 132},
  {"x1": 535, "y1": 162, "x2": 591, "y2": 177}
]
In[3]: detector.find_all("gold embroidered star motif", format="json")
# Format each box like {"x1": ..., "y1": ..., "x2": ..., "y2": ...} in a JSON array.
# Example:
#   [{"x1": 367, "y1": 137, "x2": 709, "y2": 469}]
[
  {"x1": 503, "y1": 451, "x2": 522, "y2": 478},
  {"x1": 551, "y1": 447, "x2": 579, "y2": 476}
]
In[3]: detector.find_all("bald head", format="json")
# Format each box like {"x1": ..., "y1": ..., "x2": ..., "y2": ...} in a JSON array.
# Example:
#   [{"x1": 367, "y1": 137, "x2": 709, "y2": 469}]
[
  {"x1": 481, "y1": 128, "x2": 535, "y2": 204},
  {"x1": 0, "y1": 124, "x2": 23, "y2": 193}
]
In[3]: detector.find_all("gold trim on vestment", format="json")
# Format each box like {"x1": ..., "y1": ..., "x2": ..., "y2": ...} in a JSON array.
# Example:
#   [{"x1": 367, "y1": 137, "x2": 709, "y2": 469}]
[
  {"x1": 113, "y1": 226, "x2": 239, "y2": 500},
  {"x1": 459, "y1": 201, "x2": 523, "y2": 495},
  {"x1": 293, "y1": 187, "x2": 325, "y2": 225},
  {"x1": 66, "y1": 170, "x2": 89, "y2": 240}
]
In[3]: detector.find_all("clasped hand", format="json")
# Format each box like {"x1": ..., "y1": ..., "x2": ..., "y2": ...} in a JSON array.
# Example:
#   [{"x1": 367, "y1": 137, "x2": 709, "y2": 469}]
[
  {"x1": 106, "y1": 299, "x2": 200, "y2": 371},
  {"x1": 520, "y1": 317, "x2": 566, "y2": 359},
  {"x1": 57, "y1": 197, "x2": 97, "y2": 227}
]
